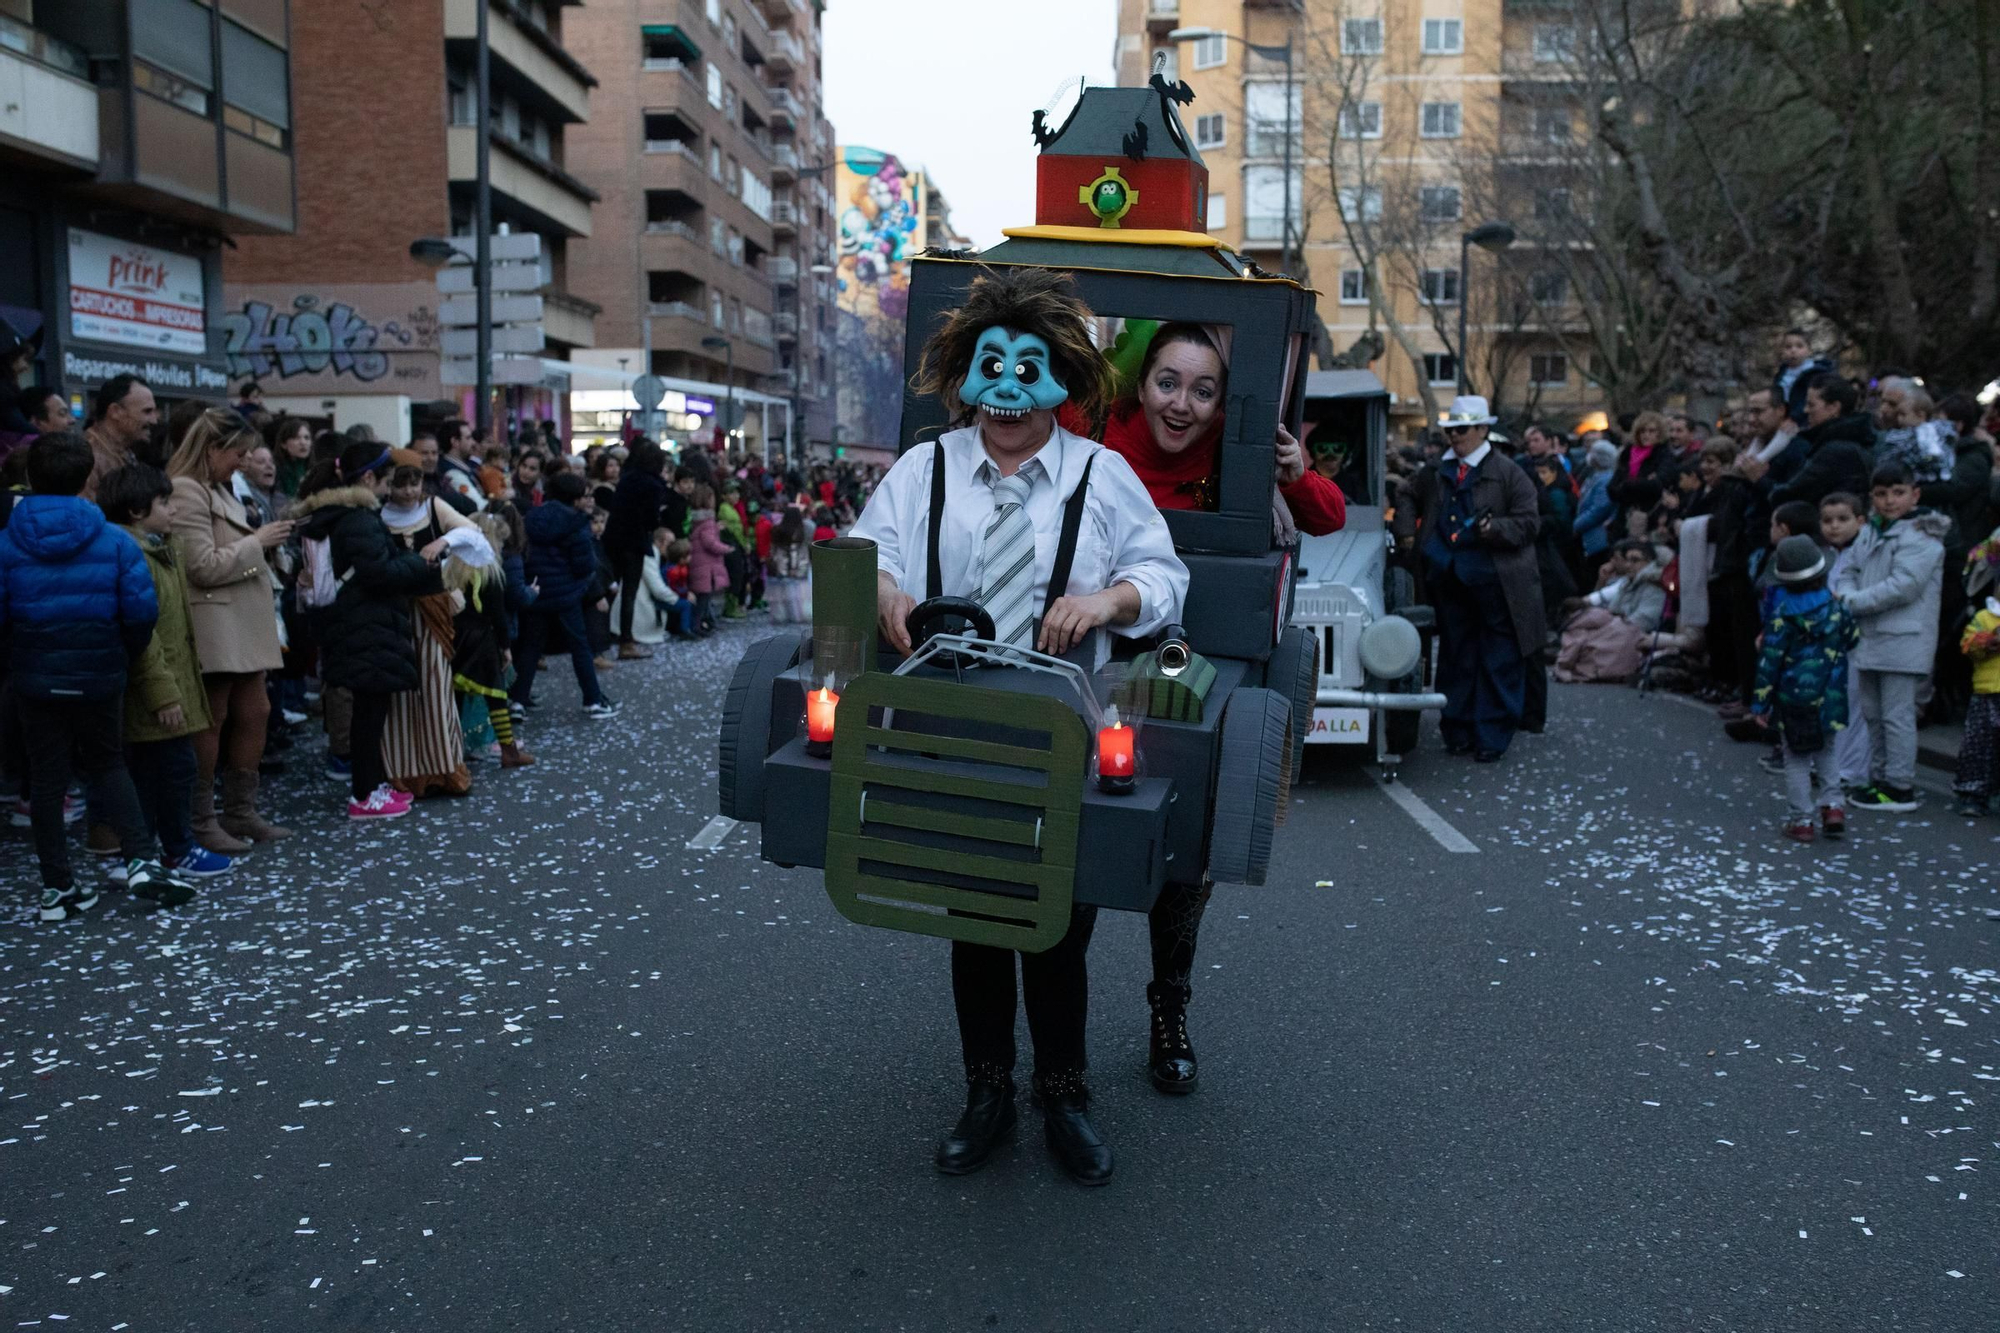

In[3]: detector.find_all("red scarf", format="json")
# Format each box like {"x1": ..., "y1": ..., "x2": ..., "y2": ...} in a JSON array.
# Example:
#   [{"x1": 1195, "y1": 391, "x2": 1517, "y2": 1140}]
[{"x1": 1101, "y1": 401, "x2": 1222, "y2": 511}]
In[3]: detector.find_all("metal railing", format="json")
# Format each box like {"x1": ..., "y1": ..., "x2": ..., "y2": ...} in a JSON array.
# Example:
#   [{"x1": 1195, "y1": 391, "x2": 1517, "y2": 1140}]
[
  {"x1": 647, "y1": 301, "x2": 706, "y2": 321},
  {"x1": 643, "y1": 219, "x2": 700, "y2": 241}
]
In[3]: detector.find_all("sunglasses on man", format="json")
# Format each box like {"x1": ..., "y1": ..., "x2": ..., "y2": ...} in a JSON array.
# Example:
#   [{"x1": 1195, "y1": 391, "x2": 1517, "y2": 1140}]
[{"x1": 1442, "y1": 424, "x2": 1478, "y2": 437}]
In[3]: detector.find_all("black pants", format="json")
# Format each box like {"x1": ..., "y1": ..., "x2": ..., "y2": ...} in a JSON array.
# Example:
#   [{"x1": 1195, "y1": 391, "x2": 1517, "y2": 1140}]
[
  {"x1": 350, "y1": 689, "x2": 392, "y2": 801},
  {"x1": 510, "y1": 605, "x2": 604, "y2": 708},
  {"x1": 1432, "y1": 569, "x2": 1526, "y2": 755},
  {"x1": 613, "y1": 547, "x2": 647, "y2": 644},
  {"x1": 1522, "y1": 650, "x2": 1549, "y2": 733},
  {"x1": 1147, "y1": 879, "x2": 1214, "y2": 999},
  {"x1": 19, "y1": 696, "x2": 151, "y2": 888},
  {"x1": 951, "y1": 905, "x2": 1097, "y2": 1085},
  {"x1": 1707, "y1": 573, "x2": 1759, "y2": 702},
  {"x1": 127, "y1": 735, "x2": 196, "y2": 861}
]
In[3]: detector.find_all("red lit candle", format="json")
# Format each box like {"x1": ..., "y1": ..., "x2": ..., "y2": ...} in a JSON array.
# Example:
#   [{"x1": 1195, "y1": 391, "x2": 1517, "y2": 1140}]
[
  {"x1": 806, "y1": 686, "x2": 839, "y2": 745},
  {"x1": 1097, "y1": 721, "x2": 1134, "y2": 778}
]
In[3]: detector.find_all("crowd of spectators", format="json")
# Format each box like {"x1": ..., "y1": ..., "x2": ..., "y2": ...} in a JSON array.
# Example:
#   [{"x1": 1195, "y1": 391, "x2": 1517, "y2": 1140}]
[
  {"x1": 0, "y1": 372, "x2": 881, "y2": 922},
  {"x1": 1382, "y1": 332, "x2": 1990, "y2": 834}
]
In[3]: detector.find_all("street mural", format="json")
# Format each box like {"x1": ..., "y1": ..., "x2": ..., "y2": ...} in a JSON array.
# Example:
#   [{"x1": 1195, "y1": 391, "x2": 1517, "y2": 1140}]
[
  {"x1": 219, "y1": 288, "x2": 440, "y2": 390},
  {"x1": 835, "y1": 147, "x2": 921, "y2": 321},
  {"x1": 834, "y1": 146, "x2": 924, "y2": 447}
]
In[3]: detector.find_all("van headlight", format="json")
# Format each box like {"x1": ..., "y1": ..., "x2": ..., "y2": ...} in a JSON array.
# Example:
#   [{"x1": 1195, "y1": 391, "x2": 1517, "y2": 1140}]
[{"x1": 1357, "y1": 615, "x2": 1421, "y2": 680}]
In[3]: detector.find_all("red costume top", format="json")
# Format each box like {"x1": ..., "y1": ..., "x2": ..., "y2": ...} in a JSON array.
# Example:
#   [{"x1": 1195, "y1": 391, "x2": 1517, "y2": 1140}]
[{"x1": 1100, "y1": 402, "x2": 1346, "y2": 536}]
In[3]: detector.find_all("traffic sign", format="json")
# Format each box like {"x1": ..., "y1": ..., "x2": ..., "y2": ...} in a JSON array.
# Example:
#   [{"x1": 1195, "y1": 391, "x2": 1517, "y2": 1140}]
[
  {"x1": 440, "y1": 355, "x2": 551, "y2": 386},
  {"x1": 436, "y1": 262, "x2": 543, "y2": 295},
  {"x1": 631, "y1": 374, "x2": 668, "y2": 409},
  {"x1": 441, "y1": 325, "x2": 546, "y2": 356},
  {"x1": 438, "y1": 294, "x2": 543, "y2": 326},
  {"x1": 448, "y1": 233, "x2": 543, "y2": 262}
]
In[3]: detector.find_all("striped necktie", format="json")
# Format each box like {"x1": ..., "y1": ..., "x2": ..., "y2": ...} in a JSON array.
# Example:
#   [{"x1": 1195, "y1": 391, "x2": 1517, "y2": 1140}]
[{"x1": 976, "y1": 470, "x2": 1037, "y2": 646}]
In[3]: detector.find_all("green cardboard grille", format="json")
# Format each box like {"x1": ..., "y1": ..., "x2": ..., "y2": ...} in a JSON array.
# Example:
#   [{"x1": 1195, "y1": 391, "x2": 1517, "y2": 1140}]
[{"x1": 823, "y1": 672, "x2": 1087, "y2": 953}]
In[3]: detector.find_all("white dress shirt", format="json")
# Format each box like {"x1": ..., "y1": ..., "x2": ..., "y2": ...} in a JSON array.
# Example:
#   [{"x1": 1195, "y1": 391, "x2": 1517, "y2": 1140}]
[{"x1": 849, "y1": 423, "x2": 1189, "y2": 665}]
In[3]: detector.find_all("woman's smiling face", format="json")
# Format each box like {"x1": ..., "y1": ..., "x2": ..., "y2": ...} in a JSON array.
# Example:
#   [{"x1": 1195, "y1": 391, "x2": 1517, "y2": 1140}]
[{"x1": 1138, "y1": 337, "x2": 1225, "y2": 456}]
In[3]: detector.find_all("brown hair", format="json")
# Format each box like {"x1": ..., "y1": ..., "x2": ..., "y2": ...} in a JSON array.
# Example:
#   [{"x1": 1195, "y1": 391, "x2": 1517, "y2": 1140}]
[
  {"x1": 165, "y1": 407, "x2": 259, "y2": 482},
  {"x1": 911, "y1": 267, "x2": 1113, "y2": 431},
  {"x1": 688, "y1": 481, "x2": 716, "y2": 509},
  {"x1": 1700, "y1": 436, "x2": 1739, "y2": 464}
]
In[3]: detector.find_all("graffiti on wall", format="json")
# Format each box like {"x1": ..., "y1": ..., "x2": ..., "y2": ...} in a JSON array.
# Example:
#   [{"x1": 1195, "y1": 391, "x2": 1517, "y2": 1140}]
[
  {"x1": 220, "y1": 294, "x2": 429, "y2": 382},
  {"x1": 835, "y1": 147, "x2": 921, "y2": 321}
]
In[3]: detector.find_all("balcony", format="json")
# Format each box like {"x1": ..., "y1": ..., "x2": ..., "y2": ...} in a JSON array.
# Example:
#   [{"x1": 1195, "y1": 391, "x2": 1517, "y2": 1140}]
[
  {"x1": 766, "y1": 256, "x2": 799, "y2": 283},
  {"x1": 445, "y1": 0, "x2": 596, "y2": 124},
  {"x1": 1145, "y1": 0, "x2": 1180, "y2": 33},
  {"x1": 644, "y1": 218, "x2": 702, "y2": 244},
  {"x1": 642, "y1": 137, "x2": 699, "y2": 160},
  {"x1": 648, "y1": 299, "x2": 707, "y2": 322},
  {"x1": 448, "y1": 125, "x2": 596, "y2": 236},
  {"x1": 771, "y1": 143, "x2": 798, "y2": 181},
  {"x1": 767, "y1": 28, "x2": 804, "y2": 74},
  {"x1": 0, "y1": 18, "x2": 97, "y2": 170},
  {"x1": 771, "y1": 200, "x2": 798, "y2": 234},
  {"x1": 766, "y1": 86, "x2": 801, "y2": 133},
  {"x1": 775, "y1": 311, "x2": 798, "y2": 341},
  {"x1": 758, "y1": 0, "x2": 809, "y2": 23},
  {"x1": 544, "y1": 289, "x2": 600, "y2": 349}
]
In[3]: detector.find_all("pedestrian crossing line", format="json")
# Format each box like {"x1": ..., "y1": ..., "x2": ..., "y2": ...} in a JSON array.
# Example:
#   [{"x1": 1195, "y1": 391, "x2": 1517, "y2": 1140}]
[
  {"x1": 686, "y1": 816, "x2": 739, "y2": 852},
  {"x1": 1369, "y1": 773, "x2": 1480, "y2": 854}
]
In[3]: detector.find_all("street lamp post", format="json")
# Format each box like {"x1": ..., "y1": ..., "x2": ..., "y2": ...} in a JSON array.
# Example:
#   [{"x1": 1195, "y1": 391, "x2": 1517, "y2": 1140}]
[
  {"x1": 1457, "y1": 221, "x2": 1517, "y2": 394},
  {"x1": 474, "y1": 0, "x2": 493, "y2": 439},
  {"x1": 1167, "y1": 25, "x2": 1296, "y2": 274},
  {"x1": 701, "y1": 335, "x2": 735, "y2": 450},
  {"x1": 801, "y1": 261, "x2": 836, "y2": 463}
]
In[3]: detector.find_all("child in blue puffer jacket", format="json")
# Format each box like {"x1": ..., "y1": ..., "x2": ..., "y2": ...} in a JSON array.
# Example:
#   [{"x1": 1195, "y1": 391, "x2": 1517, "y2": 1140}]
[
  {"x1": 1752, "y1": 534, "x2": 1860, "y2": 845},
  {"x1": 0, "y1": 433, "x2": 194, "y2": 920}
]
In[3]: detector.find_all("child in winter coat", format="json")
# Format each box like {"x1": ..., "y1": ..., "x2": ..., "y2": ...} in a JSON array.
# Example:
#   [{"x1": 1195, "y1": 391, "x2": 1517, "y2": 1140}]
[
  {"x1": 687, "y1": 483, "x2": 730, "y2": 630},
  {"x1": 1952, "y1": 586, "x2": 2000, "y2": 817},
  {"x1": 0, "y1": 436, "x2": 193, "y2": 917},
  {"x1": 1752, "y1": 534, "x2": 1860, "y2": 843},
  {"x1": 1819, "y1": 493, "x2": 1870, "y2": 793},
  {"x1": 766, "y1": 505, "x2": 812, "y2": 624},
  {"x1": 662, "y1": 538, "x2": 703, "y2": 638},
  {"x1": 447, "y1": 518, "x2": 531, "y2": 769},
  {"x1": 102, "y1": 464, "x2": 233, "y2": 882},
  {"x1": 1832, "y1": 462, "x2": 1949, "y2": 812}
]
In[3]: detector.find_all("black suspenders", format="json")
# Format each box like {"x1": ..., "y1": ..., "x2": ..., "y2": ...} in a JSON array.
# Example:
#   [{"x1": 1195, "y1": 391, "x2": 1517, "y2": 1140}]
[{"x1": 924, "y1": 438, "x2": 1098, "y2": 620}]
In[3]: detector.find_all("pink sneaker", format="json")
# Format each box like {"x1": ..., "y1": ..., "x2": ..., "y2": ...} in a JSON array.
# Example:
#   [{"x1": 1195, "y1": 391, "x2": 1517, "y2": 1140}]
[{"x1": 348, "y1": 785, "x2": 410, "y2": 820}]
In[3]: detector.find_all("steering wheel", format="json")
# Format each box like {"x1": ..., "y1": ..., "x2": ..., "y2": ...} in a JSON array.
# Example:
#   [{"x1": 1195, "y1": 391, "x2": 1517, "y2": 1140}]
[{"x1": 904, "y1": 595, "x2": 997, "y2": 667}]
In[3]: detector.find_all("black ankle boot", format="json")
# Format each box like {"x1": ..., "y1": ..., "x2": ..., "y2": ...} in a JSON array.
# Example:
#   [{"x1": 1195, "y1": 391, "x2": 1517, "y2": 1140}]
[
  {"x1": 935, "y1": 1072, "x2": 1016, "y2": 1176},
  {"x1": 1147, "y1": 981, "x2": 1199, "y2": 1094},
  {"x1": 1035, "y1": 1072, "x2": 1113, "y2": 1186}
]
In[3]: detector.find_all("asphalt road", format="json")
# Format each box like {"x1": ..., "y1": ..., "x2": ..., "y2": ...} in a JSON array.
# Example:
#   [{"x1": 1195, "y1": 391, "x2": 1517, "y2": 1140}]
[{"x1": 1, "y1": 625, "x2": 1994, "y2": 1332}]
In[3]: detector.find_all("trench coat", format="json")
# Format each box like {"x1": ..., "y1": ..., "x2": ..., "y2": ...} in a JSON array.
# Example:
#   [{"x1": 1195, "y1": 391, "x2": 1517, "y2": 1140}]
[
  {"x1": 1406, "y1": 449, "x2": 1548, "y2": 657},
  {"x1": 169, "y1": 474, "x2": 282, "y2": 675}
]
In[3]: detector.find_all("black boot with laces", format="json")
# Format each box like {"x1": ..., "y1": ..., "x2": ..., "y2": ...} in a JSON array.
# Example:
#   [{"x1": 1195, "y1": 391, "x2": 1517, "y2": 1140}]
[{"x1": 1147, "y1": 981, "x2": 1199, "y2": 1094}]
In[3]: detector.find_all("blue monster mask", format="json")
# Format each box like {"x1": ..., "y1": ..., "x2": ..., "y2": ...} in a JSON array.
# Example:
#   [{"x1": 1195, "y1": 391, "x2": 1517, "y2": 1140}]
[{"x1": 958, "y1": 327, "x2": 1070, "y2": 422}]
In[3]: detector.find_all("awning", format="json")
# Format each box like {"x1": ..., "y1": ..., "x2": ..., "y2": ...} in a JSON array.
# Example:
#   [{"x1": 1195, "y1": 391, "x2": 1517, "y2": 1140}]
[{"x1": 640, "y1": 24, "x2": 700, "y2": 60}]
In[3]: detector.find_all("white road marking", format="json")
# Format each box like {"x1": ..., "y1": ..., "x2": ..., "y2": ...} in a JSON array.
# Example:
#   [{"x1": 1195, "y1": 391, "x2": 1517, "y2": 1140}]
[
  {"x1": 686, "y1": 816, "x2": 739, "y2": 852},
  {"x1": 1371, "y1": 772, "x2": 1480, "y2": 854}
]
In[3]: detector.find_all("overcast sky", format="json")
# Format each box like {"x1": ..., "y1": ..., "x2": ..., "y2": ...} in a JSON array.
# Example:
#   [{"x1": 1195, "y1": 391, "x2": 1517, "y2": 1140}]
[{"x1": 821, "y1": 0, "x2": 1118, "y2": 249}]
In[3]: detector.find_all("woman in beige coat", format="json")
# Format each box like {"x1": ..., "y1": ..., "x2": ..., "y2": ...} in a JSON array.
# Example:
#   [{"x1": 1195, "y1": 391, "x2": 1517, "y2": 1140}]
[{"x1": 166, "y1": 410, "x2": 295, "y2": 850}]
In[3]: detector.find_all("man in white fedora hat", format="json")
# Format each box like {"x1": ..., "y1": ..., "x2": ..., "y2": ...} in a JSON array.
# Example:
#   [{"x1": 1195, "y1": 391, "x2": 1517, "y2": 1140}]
[{"x1": 1406, "y1": 395, "x2": 1547, "y2": 760}]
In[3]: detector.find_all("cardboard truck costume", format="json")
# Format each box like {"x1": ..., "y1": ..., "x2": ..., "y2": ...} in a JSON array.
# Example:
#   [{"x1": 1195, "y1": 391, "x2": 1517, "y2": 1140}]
[{"x1": 717, "y1": 77, "x2": 1322, "y2": 951}]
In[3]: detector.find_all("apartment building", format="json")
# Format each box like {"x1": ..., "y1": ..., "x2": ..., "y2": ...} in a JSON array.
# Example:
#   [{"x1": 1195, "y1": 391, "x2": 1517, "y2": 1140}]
[
  {"x1": 218, "y1": 0, "x2": 599, "y2": 444},
  {"x1": 565, "y1": 0, "x2": 837, "y2": 458},
  {"x1": 1, "y1": 0, "x2": 296, "y2": 416},
  {"x1": 1115, "y1": 0, "x2": 1599, "y2": 435}
]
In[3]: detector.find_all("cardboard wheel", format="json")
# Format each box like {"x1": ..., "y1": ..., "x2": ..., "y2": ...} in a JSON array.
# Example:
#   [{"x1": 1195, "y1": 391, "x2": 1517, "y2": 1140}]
[
  {"x1": 1267, "y1": 626, "x2": 1318, "y2": 784},
  {"x1": 717, "y1": 634, "x2": 804, "y2": 822},
  {"x1": 1206, "y1": 687, "x2": 1292, "y2": 887}
]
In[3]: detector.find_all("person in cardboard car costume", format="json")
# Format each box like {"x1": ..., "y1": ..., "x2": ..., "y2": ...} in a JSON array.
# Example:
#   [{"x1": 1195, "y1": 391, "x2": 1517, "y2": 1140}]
[{"x1": 848, "y1": 267, "x2": 1188, "y2": 1185}]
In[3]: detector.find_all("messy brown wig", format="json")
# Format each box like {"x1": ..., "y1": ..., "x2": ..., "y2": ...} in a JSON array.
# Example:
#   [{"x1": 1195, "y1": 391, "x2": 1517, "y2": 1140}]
[{"x1": 912, "y1": 267, "x2": 1113, "y2": 432}]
